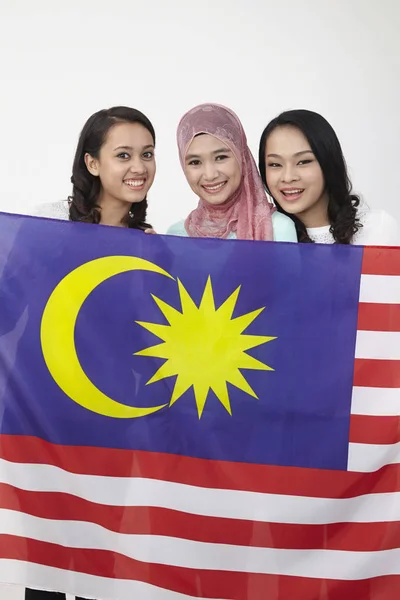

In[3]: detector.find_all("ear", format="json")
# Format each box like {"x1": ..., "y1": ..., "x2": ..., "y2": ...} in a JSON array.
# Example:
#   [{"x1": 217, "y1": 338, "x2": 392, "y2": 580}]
[{"x1": 84, "y1": 153, "x2": 100, "y2": 177}]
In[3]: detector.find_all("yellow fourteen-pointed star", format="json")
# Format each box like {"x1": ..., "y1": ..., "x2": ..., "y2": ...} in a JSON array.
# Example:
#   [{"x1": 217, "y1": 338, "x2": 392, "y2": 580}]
[{"x1": 135, "y1": 277, "x2": 276, "y2": 417}]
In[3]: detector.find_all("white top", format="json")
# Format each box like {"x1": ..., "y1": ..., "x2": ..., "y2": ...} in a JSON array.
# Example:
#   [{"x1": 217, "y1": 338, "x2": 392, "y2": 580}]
[
  {"x1": 31, "y1": 200, "x2": 70, "y2": 220},
  {"x1": 307, "y1": 207, "x2": 399, "y2": 246},
  {"x1": 167, "y1": 211, "x2": 297, "y2": 242}
]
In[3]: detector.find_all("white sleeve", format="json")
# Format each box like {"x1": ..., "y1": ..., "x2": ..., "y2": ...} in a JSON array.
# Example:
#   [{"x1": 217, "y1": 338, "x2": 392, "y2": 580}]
[{"x1": 31, "y1": 201, "x2": 70, "y2": 221}]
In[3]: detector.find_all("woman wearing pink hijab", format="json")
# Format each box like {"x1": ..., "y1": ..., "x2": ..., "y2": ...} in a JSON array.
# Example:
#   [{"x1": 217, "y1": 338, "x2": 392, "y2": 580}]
[{"x1": 167, "y1": 103, "x2": 297, "y2": 241}]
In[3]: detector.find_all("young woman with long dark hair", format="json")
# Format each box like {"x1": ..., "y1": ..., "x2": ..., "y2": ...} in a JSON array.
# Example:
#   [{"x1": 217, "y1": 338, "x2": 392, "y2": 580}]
[
  {"x1": 26, "y1": 104, "x2": 157, "y2": 600},
  {"x1": 258, "y1": 109, "x2": 398, "y2": 245},
  {"x1": 34, "y1": 105, "x2": 156, "y2": 231}
]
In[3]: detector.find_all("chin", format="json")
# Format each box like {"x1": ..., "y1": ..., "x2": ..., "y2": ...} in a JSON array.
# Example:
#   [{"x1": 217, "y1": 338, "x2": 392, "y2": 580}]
[
  {"x1": 202, "y1": 195, "x2": 231, "y2": 206},
  {"x1": 124, "y1": 194, "x2": 147, "y2": 204},
  {"x1": 280, "y1": 203, "x2": 304, "y2": 215}
]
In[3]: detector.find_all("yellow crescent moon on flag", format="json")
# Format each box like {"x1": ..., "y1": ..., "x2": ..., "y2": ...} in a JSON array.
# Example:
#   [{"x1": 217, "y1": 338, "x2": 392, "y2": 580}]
[{"x1": 40, "y1": 256, "x2": 173, "y2": 419}]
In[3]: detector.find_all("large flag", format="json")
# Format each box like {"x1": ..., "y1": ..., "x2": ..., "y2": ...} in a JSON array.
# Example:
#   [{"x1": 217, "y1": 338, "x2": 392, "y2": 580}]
[{"x1": 0, "y1": 211, "x2": 398, "y2": 599}]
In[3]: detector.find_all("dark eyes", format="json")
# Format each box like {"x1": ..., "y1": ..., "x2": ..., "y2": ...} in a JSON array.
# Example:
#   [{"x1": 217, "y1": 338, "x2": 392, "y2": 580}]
[
  {"x1": 267, "y1": 159, "x2": 313, "y2": 168},
  {"x1": 116, "y1": 151, "x2": 154, "y2": 160},
  {"x1": 188, "y1": 155, "x2": 229, "y2": 166}
]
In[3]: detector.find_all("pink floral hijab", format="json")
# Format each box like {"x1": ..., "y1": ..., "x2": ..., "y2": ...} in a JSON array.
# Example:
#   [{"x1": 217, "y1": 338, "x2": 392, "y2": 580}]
[{"x1": 177, "y1": 103, "x2": 275, "y2": 241}]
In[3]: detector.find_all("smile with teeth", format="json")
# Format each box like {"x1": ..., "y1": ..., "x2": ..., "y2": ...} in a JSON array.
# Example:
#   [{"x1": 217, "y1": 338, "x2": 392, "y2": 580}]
[
  {"x1": 281, "y1": 188, "x2": 304, "y2": 199},
  {"x1": 124, "y1": 179, "x2": 145, "y2": 189},
  {"x1": 202, "y1": 181, "x2": 227, "y2": 193}
]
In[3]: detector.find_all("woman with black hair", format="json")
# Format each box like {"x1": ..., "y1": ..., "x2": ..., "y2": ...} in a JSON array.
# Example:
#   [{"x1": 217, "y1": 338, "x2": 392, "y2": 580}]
[
  {"x1": 34, "y1": 105, "x2": 156, "y2": 231},
  {"x1": 258, "y1": 109, "x2": 398, "y2": 245},
  {"x1": 26, "y1": 105, "x2": 157, "y2": 599}
]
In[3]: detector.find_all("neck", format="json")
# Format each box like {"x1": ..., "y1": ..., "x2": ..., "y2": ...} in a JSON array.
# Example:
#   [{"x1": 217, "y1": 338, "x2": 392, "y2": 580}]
[
  {"x1": 298, "y1": 194, "x2": 330, "y2": 229},
  {"x1": 97, "y1": 194, "x2": 131, "y2": 227}
]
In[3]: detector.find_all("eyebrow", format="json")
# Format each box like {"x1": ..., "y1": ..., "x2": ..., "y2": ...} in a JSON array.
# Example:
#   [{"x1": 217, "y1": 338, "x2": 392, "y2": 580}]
[
  {"x1": 186, "y1": 147, "x2": 232, "y2": 160},
  {"x1": 267, "y1": 150, "x2": 314, "y2": 158},
  {"x1": 113, "y1": 144, "x2": 154, "y2": 151}
]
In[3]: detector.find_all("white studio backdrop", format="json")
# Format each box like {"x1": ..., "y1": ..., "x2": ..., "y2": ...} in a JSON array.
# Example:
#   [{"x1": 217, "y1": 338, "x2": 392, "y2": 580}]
[
  {"x1": 0, "y1": 0, "x2": 399, "y2": 234},
  {"x1": 0, "y1": 0, "x2": 399, "y2": 233}
]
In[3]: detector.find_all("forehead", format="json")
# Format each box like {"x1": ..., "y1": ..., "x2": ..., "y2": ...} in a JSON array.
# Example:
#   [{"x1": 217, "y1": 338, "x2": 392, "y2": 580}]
[
  {"x1": 186, "y1": 133, "x2": 230, "y2": 156},
  {"x1": 266, "y1": 125, "x2": 311, "y2": 154},
  {"x1": 103, "y1": 121, "x2": 154, "y2": 148}
]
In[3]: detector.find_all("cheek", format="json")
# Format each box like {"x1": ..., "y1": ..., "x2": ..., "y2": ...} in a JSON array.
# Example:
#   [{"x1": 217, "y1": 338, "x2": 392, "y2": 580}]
[
  {"x1": 305, "y1": 166, "x2": 324, "y2": 189},
  {"x1": 228, "y1": 163, "x2": 241, "y2": 188},
  {"x1": 265, "y1": 170, "x2": 278, "y2": 190},
  {"x1": 147, "y1": 161, "x2": 156, "y2": 181},
  {"x1": 184, "y1": 169, "x2": 200, "y2": 189},
  {"x1": 317, "y1": 172, "x2": 325, "y2": 192},
  {"x1": 98, "y1": 169, "x2": 116, "y2": 188},
  {"x1": 105, "y1": 163, "x2": 124, "y2": 182}
]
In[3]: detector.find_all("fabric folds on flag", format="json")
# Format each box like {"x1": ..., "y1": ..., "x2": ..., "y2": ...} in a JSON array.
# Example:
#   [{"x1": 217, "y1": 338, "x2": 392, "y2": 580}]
[{"x1": 0, "y1": 211, "x2": 398, "y2": 599}]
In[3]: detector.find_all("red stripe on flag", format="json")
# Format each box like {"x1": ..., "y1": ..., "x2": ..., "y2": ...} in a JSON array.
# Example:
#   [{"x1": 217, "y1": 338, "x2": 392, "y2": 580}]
[
  {"x1": 0, "y1": 435, "x2": 399, "y2": 497},
  {"x1": 362, "y1": 247, "x2": 400, "y2": 276},
  {"x1": 358, "y1": 303, "x2": 400, "y2": 332},
  {"x1": 349, "y1": 414, "x2": 400, "y2": 445},
  {"x1": 354, "y1": 359, "x2": 400, "y2": 388},
  {"x1": 0, "y1": 483, "x2": 398, "y2": 552},
  {"x1": 1, "y1": 535, "x2": 399, "y2": 600}
]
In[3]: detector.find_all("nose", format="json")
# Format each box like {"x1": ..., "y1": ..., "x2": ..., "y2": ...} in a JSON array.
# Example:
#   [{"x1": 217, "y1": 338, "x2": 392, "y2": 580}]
[
  {"x1": 281, "y1": 164, "x2": 299, "y2": 183},
  {"x1": 129, "y1": 154, "x2": 146, "y2": 174},
  {"x1": 203, "y1": 161, "x2": 218, "y2": 182}
]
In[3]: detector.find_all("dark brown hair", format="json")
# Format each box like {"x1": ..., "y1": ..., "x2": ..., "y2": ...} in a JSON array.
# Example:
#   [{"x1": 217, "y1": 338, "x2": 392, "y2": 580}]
[{"x1": 68, "y1": 106, "x2": 155, "y2": 229}]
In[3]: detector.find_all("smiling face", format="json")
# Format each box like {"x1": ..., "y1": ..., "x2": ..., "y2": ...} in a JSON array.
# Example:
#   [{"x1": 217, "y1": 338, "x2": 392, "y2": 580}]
[
  {"x1": 183, "y1": 134, "x2": 242, "y2": 205},
  {"x1": 264, "y1": 125, "x2": 329, "y2": 226},
  {"x1": 85, "y1": 121, "x2": 156, "y2": 208}
]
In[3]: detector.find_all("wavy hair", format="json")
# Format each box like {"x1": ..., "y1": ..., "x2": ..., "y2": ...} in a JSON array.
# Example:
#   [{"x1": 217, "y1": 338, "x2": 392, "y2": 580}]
[
  {"x1": 258, "y1": 109, "x2": 362, "y2": 243},
  {"x1": 68, "y1": 106, "x2": 155, "y2": 229}
]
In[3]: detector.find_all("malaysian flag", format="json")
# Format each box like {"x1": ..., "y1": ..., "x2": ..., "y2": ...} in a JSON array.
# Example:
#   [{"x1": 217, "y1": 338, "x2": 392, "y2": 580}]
[{"x1": 0, "y1": 212, "x2": 398, "y2": 599}]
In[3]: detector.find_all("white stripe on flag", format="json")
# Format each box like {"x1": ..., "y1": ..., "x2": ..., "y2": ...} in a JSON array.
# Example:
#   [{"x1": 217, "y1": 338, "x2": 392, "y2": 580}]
[
  {"x1": 359, "y1": 274, "x2": 400, "y2": 304},
  {"x1": 0, "y1": 463, "x2": 399, "y2": 524},
  {"x1": 351, "y1": 386, "x2": 400, "y2": 416},
  {"x1": 0, "y1": 511, "x2": 399, "y2": 579},
  {"x1": 347, "y1": 441, "x2": 400, "y2": 472},
  {"x1": 355, "y1": 330, "x2": 400, "y2": 360}
]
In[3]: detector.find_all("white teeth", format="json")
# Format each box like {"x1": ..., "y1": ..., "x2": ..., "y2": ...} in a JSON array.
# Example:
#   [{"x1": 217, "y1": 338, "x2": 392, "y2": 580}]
[
  {"x1": 125, "y1": 180, "x2": 145, "y2": 188},
  {"x1": 203, "y1": 182, "x2": 226, "y2": 191},
  {"x1": 283, "y1": 189, "x2": 303, "y2": 195}
]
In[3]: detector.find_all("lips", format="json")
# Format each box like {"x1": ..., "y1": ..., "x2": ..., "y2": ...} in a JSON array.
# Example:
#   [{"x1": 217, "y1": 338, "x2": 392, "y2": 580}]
[
  {"x1": 201, "y1": 181, "x2": 227, "y2": 194},
  {"x1": 124, "y1": 178, "x2": 146, "y2": 190},
  {"x1": 280, "y1": 188, "x2": 304, "y2": 201}
]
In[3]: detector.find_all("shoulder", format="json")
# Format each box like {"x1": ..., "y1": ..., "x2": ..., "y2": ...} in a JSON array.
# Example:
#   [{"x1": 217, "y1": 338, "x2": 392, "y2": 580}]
[
  {"x1": 31, "y1": 201, "x2": 70, "y2": 221},
  {"x1": 166, "y1": 220, "x2": 188, "y2": 237},
  {"x1": 271, "y1": 211, "x2": 297, "y2": 242},
  {"x1": 355, "y1": 207, "x2": 399, "y2": 246}
]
